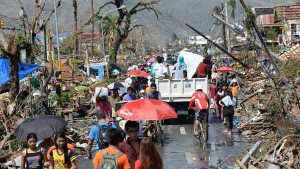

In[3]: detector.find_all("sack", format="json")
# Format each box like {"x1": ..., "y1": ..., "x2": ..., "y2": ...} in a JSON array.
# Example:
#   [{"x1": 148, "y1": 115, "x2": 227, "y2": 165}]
[
  {"x1": 99, "y1": 149, "x2": 123, "y2": 169},
  {"x1": 96, "y1": 124, "x2": 110, "y2": 149}
]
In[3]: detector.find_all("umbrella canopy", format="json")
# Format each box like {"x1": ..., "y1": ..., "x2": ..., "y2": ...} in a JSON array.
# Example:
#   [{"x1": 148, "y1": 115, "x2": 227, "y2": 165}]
[
  {"x1": 127, "y1": 69, "x2": 149, "y2": 77},
  {"x1": 15, "y1": 115, "x2": 67, "y2": 141},
  {"x1": 107, "y1": 82, "x2": 129, "y2": 90},
  {"x1": 217, "y1": 66, "x2": 233, "y2": 72},
  {"x1": 115, "y1": 99, "x2": 178, "y2": 120}
]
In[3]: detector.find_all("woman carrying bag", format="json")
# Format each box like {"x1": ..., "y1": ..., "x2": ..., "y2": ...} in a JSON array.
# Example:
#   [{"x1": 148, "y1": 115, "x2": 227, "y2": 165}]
[{"x1": 219, "y1": 90, "x2": 236, "y2": 136}]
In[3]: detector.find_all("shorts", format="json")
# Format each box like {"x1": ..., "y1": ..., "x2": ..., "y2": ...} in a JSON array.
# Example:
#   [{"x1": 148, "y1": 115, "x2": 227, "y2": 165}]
[{"x1": 195, "y1": 109, "x2": 207, "y2": 120}]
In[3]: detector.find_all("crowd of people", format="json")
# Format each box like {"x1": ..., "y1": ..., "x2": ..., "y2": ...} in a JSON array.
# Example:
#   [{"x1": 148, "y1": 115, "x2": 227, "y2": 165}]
[{"x1": 18, "y1": 53, "x2": 240, "y2": 169}]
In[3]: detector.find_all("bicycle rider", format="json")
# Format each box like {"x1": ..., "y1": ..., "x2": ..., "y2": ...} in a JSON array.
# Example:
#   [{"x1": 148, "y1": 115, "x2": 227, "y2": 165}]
[{"x1": 188, "y1": 86, "x2": 209, "y2": 136}]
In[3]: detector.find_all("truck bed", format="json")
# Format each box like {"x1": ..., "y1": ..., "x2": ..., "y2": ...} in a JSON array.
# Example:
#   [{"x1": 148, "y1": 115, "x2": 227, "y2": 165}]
[{"x1": 156, "y1": 78, "x2": 209, "y2": 102}]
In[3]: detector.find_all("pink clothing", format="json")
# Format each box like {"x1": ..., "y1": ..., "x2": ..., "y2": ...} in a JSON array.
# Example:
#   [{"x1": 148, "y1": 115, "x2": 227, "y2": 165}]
[
  {"x1": 209, "y1": 84, "x2": 217, "y2": 99},
  {"x1": 96, "y1": 100, "x2": 112, "y2": 122}
]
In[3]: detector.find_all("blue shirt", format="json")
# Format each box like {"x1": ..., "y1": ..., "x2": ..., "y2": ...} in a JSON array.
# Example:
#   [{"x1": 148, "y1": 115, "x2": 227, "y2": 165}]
[{"x1": 88, "y1": 122, "x2": 116, "y2": 150}]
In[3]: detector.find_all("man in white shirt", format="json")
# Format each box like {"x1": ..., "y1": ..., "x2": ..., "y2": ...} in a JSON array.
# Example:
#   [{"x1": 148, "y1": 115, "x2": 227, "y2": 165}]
[{"x1": 153, "y1": 56, "x2": 169, "y2": 79}]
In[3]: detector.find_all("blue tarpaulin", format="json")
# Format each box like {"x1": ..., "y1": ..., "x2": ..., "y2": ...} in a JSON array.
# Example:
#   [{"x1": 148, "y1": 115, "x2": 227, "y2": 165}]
[
  {"x1": 0, "y1": 58, "x2": 40, "y2": 86},
  {"x1": 90, "y1": 65, "x2": 105, "y2": 81}
]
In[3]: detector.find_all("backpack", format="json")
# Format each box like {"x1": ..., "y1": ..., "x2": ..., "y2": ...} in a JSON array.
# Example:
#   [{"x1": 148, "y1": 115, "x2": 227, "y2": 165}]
[
  {"x1": 96, "y1": 124, "x2": 110, "y2": 149},
  {"x1": 99, "y1": 149, "x2": 123, "y2": 169}
]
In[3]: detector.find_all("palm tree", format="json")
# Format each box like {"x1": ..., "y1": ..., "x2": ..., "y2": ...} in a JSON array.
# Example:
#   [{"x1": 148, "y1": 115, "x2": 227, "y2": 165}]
[
  {"x1": 228, "y1": 0, "x2": 236, "y2": 19},
  {"x1": 94, "y1": 0, "x2": 160, "y2": 63},
  {"x1": 100, "y1": 16, "x2": 118, "y2": 54}
]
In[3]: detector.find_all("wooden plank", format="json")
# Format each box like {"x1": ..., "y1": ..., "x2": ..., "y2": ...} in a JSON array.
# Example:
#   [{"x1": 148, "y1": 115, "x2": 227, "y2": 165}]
[
  {"x1": 236, "y1": 141, "x2": 262, "y2": 169},
  {"x1": 236, "y1": 159, "x2": 247, "y2": 169}
]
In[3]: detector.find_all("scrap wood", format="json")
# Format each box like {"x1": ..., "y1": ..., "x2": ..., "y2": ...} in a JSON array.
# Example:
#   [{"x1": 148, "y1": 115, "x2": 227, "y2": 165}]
[
  {"x1": 235, "y1": 159, "x2": 247, "y2": 169},
  {"x1": 236, "y1": 141, "x2": 262, "y2": 169}
]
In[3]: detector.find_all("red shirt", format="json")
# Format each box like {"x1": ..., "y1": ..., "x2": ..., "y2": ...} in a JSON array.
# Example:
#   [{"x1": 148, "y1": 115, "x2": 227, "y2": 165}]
[
  {"x1": 189, "y1": 91, "x2": 208, "y2": 110},
  {"x1": 197, "y1": 62, "x2": 207, "y2": 77},
  {"x1": 118, "y1": 139, "x2": 141, "y2": 169}
]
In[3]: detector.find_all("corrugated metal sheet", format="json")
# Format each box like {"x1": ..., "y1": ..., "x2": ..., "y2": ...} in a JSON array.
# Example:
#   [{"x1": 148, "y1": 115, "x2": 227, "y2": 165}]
[
  {"x1": 275, "y1": 5, "x2": 300, "y2": 19},
  {"x1": 256, "y1": 14, "x2": 275, "y2": 25}
]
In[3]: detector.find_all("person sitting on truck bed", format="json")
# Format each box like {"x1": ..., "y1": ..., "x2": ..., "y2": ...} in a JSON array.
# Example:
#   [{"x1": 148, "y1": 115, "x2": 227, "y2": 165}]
[{"x1": 145, "y1": 83, "x2": 162, "y2": 100}]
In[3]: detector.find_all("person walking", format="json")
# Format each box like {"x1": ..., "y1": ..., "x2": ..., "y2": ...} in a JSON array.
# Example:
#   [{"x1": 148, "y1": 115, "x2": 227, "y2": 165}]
[
  {"x1": 134, "y1": 138, "x2": 163, "y2": 169},
  {"x1": 21, "y1": 133, "x2": 46, "y2": 169},
  {"x1": 119, "y1": 121, "x2": 141, "y2": 169},
  {"x1": 87, "y1": 111, "x2": 116, "y2": 159},
  {"x1": 93, "y1": 128, "x2": 130, "y2": 169},
  {"x1": 219, "y1": 90, "x2": 236, "y2": 136},
  {"x1": 93, "y1": 87, "x2": 112, "y2": 122},
  {"x1": 229, "y1": 79, "x2": 240, "y2": 108},
  {"x1": 108, "y1": 89, "x2": 121, "y2": 117},
  {"x1": 48, "y1": 131, "x2": 77, "y2": 169}
]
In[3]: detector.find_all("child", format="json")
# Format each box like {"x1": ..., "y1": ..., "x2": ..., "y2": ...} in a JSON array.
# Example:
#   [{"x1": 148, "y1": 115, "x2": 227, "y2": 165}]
[
  {"x1": 21, "y1": 133, "x2": 46, "y2": 169},
  {"x1": 48, "y1": 131, "x2": 77, "y2": 169},
  {"x1": 229, "y1": 80, "x2": 239, "y2": 108}
]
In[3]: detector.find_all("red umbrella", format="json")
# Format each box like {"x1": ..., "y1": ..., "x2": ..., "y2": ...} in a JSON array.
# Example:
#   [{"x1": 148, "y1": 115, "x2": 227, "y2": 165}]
[
  {"x1": 115, "y1": 99, "x2": 178, "y2": 120},
  {"x1": 217, "y1": 66, "x2": 233, "y2": 72},
  {"x1": 127, "y1": 69, "x2": 149, "y2": 77}
]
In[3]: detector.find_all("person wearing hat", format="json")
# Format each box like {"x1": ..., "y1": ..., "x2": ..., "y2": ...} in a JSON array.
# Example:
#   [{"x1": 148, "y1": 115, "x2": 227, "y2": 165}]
[
  {"x1": 188, "y1": 86, "x2": 209, "y2": 136},
  {"x1": 139, "y1": 90, "x2": 146, "y2": 99}
]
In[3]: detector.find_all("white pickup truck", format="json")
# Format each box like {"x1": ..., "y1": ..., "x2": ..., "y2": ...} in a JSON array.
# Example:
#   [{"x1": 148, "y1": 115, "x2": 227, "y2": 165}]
[{"x1": 156, "y1": 78, "x2": 209, "y2": 118}]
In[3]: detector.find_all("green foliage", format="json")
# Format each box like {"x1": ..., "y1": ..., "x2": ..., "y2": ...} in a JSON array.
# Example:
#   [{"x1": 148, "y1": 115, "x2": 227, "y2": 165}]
[
  {"x1": 61, "y1": 37, "x2": 75, "y2": 55},
  {"x1": 16, "y1": 34, "x2": 33, "y2": 58},
  {"x1": 228, "y1": 0, "x2": 236, "y2": 19},
  {"x1": 53, "y1": 90, "x2": 77, "y2": 108},
  {"x1": 278, "y1": 58, "x2": 300, "y2": 78},
  {"x1": 212, "y1": 6, "x2": 222, "y2": 15},
  {"x1": 244, "y1": 10, "x2": 256, "y2": 33}
]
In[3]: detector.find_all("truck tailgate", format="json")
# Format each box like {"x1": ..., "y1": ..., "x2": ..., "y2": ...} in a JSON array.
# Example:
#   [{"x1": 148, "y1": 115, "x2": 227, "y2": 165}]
[{"x1": 156, "y1": 78, "x2": 208, "y2": 102}]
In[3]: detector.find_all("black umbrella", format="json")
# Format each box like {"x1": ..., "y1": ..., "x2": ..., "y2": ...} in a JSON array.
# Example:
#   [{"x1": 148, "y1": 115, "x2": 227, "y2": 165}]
[
  {"x1": 15, "y1": 115, "x2": 68, "y2": 141},
  {"x1": 107, "y1": 82, "x2": 129, "y2": 90}
]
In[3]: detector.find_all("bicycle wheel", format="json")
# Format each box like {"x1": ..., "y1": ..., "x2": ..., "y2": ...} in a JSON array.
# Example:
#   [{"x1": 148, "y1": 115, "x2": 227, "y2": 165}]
[
  {"x1": 200, "y1": 113, "x2": 208, "y2": 141},
  {"x1": 156, "y1": 121, "x2": 164, "y2": 146},
  {"x1": 199, "y1": 120, "x2": 208, "y2": 142}
]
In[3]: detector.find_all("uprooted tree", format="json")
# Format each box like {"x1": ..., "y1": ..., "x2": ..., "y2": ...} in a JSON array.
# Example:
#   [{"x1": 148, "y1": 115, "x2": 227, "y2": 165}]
[{"x1": 94, "y1": 0, "x2": 160, "y2": 63}]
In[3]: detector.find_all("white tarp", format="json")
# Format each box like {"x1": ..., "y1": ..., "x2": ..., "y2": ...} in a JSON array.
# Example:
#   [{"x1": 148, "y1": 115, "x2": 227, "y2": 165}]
[{"x1": 178, "y1": 52, "x2": 204, "y2": 78}]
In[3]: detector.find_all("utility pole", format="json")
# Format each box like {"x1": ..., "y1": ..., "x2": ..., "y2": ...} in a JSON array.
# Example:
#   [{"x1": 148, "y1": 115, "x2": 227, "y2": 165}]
[
  {"x1": 222, "y1": 3, "x2": 227, "y2": 50},
  {"x1": 212, "y1": 13, "x2": 284, "y2": 62},
  {"x1": 186, "y1": 23, "x2": 249, "y2": 68},
  {"x1": 224, "y1": 3, "x2": 231, "y2": 53}
]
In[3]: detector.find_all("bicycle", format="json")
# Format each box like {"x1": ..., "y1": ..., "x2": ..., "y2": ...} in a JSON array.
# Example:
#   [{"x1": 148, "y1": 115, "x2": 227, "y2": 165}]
[
  {"x1": 193, "y1": 109, "x2": 208, "y2": 142},
  {"x1": 143, "y1": 120, "x2": 164, "y2": 147}
]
